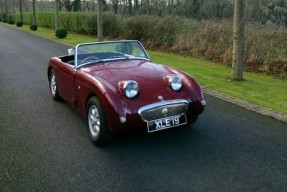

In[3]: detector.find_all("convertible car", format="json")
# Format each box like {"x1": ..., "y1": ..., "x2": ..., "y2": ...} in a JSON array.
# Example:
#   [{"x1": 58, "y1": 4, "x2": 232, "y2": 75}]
[{"x1": 48, "y1": 40, "x2": 206, "y2": 146}]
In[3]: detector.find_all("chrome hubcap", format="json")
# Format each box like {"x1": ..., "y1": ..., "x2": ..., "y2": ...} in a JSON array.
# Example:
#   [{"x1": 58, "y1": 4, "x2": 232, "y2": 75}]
[
  {"x1": 50, "y1": 74, "x2": 57, "y2": 95},
  {"x1": 88, "y1": 105, "x2": 100, "y2": 137}
]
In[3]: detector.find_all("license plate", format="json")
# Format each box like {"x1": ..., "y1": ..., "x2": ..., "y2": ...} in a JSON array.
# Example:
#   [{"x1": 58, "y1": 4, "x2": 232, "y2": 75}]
[{"x1": 147, "y1": 114, "x2": 187, "y2": 133}]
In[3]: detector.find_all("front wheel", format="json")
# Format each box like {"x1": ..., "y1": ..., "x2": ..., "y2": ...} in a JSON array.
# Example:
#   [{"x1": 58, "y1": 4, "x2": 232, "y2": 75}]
[{"x1": 87, "y1": 97, "x2": 114, "y2": 146}]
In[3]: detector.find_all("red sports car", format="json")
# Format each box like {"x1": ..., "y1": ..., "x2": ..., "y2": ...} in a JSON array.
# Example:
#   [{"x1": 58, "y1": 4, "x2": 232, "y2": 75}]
[{"x1": 48, "y1": 40, "x2": 205, "y2": 146}]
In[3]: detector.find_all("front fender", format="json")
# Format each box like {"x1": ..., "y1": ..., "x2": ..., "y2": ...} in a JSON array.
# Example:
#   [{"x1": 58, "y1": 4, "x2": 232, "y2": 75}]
[{"x1": 75, "y1": 71, "x2": 126, "y2": 132}]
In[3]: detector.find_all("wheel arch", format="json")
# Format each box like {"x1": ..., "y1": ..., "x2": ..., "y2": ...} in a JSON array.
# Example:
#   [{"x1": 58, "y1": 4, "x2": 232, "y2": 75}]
[
  {"x1": 81, "y1": 79, "x2": 125, "y2": 132},
  {"x1": 48, "y1": 66, "x2": 53, "y2": 79},
  {"x1": 85, "y1": 93, "x2": 98, "y2": 111}
]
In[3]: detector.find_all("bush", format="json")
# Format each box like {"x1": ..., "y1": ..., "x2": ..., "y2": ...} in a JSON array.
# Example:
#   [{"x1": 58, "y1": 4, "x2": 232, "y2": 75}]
[
  {"x1": 103, "y1": 12, "x2": 119, "y2": 37},
  {"x1": 55, "y1": 27, "x2": 68, "y2": 39},
  {"x1": 120, "y1": 15, "x2": 183, "y2": 48},
  {"x1": 2, "y1": 19, "x2": 7, "y2": 23},
  {"x1": 151, "y1": 16, "x2": 183, "y2": 48},
  {"x1": 30, "y1": 24, "x2": 38, "y2": 31},
  {"x1": 121, "y1": 15, "x2": 157, "y2": 44},
  {"x1": 8, "y1": 20, "x2": 14, "y2": 25},
  {"x1": 174, "y1": 21, "x2": 233, "y2": 60},
  {"x1": 0, "y1": 18, "x2": 2, "y2": 22},
  {"x1": 16, "y1": 21, "x2": 23, "y2": 27}
]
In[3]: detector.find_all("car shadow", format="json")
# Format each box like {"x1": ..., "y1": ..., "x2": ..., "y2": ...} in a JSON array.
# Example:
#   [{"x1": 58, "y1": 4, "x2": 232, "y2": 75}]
[{"x1": 103, "y1": 124, "x2": 201, "y2": 154}]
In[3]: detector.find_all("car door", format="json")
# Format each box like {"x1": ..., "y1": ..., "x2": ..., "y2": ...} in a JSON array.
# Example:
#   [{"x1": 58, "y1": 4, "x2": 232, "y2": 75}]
[{"x1": 55, "y1": 62, "x2": 75, "y2": 106}]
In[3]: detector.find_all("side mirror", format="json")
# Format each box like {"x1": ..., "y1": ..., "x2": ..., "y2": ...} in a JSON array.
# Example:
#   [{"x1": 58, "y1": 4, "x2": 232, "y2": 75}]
[{"x1": 68, "y1": 48, "x2": 75, "y2": 55}]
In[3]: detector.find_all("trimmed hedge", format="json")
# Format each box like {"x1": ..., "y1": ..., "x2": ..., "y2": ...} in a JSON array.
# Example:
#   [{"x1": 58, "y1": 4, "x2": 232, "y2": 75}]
[
  {"x1": 55, "y1": 27, "x2": 68, "y2": 39},
  {"x1": 8, "y1": 20, "x2": 14, "y2": 25},
  {"x1": 15, "y1": 12, "x2": 118, "y2": 36},
  {"x1": 14, "y1": 12, "x2": 287, "y2": 78},
  {"x1": 30, "y1": 24, "x2": 38, "y2": 31},
  {"x1": 121, "y1": 15, "x2": 157, "y2": 44},
  {"x1": 16, "y1": 21, "x2": 23, "y2": 27}
]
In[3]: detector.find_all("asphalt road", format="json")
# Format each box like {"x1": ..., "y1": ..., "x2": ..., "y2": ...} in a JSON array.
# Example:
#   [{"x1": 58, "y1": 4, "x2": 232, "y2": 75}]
[{"x1": 0, "y1": 24, "x2": 287, "y2": 192}]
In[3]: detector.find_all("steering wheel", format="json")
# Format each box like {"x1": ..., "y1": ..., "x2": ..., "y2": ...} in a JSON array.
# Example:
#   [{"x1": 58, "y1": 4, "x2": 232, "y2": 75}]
[{"x1": 80, "y1": 56, "x2": 99, "y2": 65}]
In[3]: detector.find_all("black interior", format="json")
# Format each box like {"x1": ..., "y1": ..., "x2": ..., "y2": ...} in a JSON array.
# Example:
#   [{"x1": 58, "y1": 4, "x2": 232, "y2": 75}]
[{"x1": 59, "y1": 55, "x2": 75, "y2": 65}]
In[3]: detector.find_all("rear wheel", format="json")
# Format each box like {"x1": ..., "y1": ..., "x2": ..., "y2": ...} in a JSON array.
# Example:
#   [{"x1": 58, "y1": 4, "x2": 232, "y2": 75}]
[
  {"x1": 49, "y1": 69, "x2": 61, "y2": 101},
  {"x1": 87, "y1": 97, "x2": 114, "y2": 146}
]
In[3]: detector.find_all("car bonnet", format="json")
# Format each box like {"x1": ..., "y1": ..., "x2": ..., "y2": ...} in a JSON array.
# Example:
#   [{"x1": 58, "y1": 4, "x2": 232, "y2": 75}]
[{"x1": 81, "y1": 60, "x2": 173, "y2": 88}]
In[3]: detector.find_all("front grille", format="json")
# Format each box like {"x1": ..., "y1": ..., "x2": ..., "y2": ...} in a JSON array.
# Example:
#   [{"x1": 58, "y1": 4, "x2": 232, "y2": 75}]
[{"x1": 139, "y1": 101, "x2": 188, "y2": 122}]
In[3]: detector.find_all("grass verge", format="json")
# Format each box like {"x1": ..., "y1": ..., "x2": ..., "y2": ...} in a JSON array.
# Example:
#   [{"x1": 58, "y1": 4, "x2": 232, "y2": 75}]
[{"x1": 9, "y1": 24, "x2": 287, "y2": 114}]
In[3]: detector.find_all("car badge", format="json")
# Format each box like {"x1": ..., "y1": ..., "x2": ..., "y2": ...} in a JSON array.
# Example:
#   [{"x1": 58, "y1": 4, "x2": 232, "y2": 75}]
[
  {"x1": 158, "y1": 95, "x2": 163, "y2": 101},
  {"x1": 162, "y1": 108, "x2": 168, "y2": 115}
]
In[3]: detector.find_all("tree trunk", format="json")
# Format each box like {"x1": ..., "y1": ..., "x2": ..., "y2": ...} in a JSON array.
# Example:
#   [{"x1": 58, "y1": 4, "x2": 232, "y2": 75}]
[
  {"x1": 12, "y1": 0, "x2": 15, "y2": 20},
  {"x1": 19, "y1": 0, "x2": 23, "y2": 22},
  {"x1": 128, "y1": 0, "x2": 132, "y2": 15},
  {"x1": 55, "y1": 0, "x2": 60, "y2": 29},
  {"x1": 113, "y1": 0, "x2": 118, "y2": 14},
  {"x1": 134, "y1": 0, "x2": 138, "y2": 14},
  {"x1": 0, "y1": 0, "x2": 3, "y2": 20},
  {"x1": 97, "y1": 0, "x2": 103, "y2": 41},
  {"x1": 148, "y1": 0, "x2": 151, "y2": 14},
  {"x1": 32, "y1": 0, "x2": 36, "y2": 24},
  {"x1": 4, "y1": 0, "x2": 7, "y2": 16},
  {"x1": 231, "y1": 0, "x2": 246, "y2": 81}
]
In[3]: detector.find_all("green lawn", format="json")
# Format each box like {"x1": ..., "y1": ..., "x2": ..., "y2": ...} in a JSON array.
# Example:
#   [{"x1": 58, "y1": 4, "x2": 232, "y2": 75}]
[
  {"x1": 13, "y1": 24, "x2": 287, "y2": 114},
  {"x1": 151, "y1": 51, "x2": 287, "y2": 114}
]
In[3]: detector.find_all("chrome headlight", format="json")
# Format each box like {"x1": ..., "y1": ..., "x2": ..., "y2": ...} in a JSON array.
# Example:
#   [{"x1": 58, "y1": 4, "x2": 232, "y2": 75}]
[
  {"x1": 168, "y1": 75, "x2": 183, "y2": 91},
  {"x1": 123, "y1": 80, "x2": 139, "y2": 99}
]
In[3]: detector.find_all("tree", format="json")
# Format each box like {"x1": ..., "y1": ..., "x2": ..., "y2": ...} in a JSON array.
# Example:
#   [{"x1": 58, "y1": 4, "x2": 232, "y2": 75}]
[
  {"x1": 112, "y1": 0, "x2": 118, "y2": 14},
  {"x1": 231, "y1": 0, "x2": 246, "y2": 81},
  {"x1": 60, "y1": 0, "x2": 72, "y2": 12},
  {"x1": 55, "y1": 0, "x2": 60, "y2": 29},
  {"x1": 134, "y1": 0, "x2": 138, "y2": 14},
  {"x1": 4, "y1": 0, "x2": 8, "y2": 19},
  {"x1": 97, "y1": 0, "x2": 103, "y2": 41},
  {"x1": 266, "y1": 0, "x2": 287, "y2": 27},
  {"x1": 128, "y1": 0, "x2": 132, "y2": 15},
  {"x1": 19, "y1": 0, "x2": 23, "y2": 22},
  {"x1": 32, "y1": 0, "x2": 36, "y2": 24},
  {"x1": 72, "y1": 0, "x2": 81, "y2": 11},
  {"x1": 0, "y1": 0, "x2": 3, "y2": 20}
]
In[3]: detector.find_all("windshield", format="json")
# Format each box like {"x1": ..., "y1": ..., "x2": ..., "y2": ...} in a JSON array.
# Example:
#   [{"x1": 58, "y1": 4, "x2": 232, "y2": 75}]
[{"x1": 75, "y1": 40, "x2": 150, "y2": 68}]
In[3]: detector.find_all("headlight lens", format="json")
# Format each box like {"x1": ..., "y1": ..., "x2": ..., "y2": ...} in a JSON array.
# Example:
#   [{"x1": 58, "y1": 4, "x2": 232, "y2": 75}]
[
  {"x1": 169, "y1": 75, "x2": 182, "y2": 91},
  {"x1": 123, "y1": 81, "x2": 139, "y2": 99}
]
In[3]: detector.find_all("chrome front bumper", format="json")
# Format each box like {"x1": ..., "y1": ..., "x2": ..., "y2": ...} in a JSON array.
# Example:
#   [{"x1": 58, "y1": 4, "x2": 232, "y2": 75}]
[{"x1": 138, "y1": 99, "x2": 189, "y2": 122}]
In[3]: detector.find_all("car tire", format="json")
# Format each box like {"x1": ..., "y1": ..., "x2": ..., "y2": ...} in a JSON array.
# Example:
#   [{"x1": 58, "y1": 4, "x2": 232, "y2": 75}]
[
  {"x1": 49, "y1": 69, "x2": 61, "y2": 101},
  {"x1": 86, "y1": 96, "x2": 114, "y2": 146}
]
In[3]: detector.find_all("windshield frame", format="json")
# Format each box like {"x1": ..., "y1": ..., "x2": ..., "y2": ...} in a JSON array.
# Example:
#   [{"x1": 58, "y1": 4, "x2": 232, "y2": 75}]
[{"x1": 74, "y1": 40, "x2": 151, "y2": 69}]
